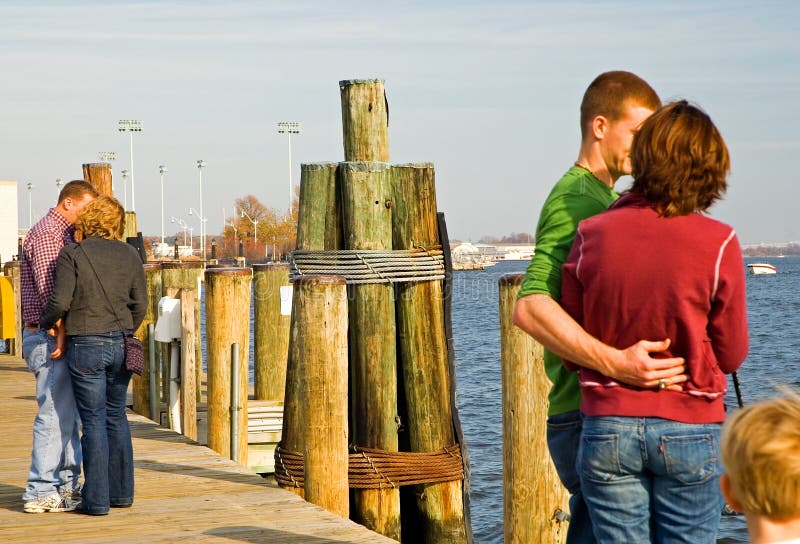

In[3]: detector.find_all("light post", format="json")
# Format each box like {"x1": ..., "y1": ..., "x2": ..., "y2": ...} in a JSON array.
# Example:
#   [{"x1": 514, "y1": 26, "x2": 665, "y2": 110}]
[
  {"x1": 188, "y1": 207, "x2": 207, "y2": 259},
  {"x1": 171, "y1": 217, "x2": 189, "y2": 247},
  {"x1": 158, "y1": 165, "x2": 167, "y2": 243},
  {"x1": 55, "y1": 178, "x2": 63, "y2": 197},
  {"x1": 26, "y1": 181, "x2": 34, "y2": 228},
  {"x1": 236, "y1": 206, "x2": 259, "y2": 256},
  {"x1": 277, "y1": 121, "x2": 301, "y2": 213},
  {"x1": 117, "y1": 120, "x2": 142, "y2": 211},
  {"x1": 120, "y1": 169, "x2": 129, "y2": 210},
  {"x1": 196, "y1": 160, "x2": 206, "y2": 259}
]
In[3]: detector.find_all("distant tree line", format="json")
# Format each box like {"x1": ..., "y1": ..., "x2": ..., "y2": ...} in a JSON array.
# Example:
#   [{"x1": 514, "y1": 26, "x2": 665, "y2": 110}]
[
  {"x1": 479, "y1": 232, "x2": 535, "y2": 244},
  {"x1": 741, "y1": 242, "x2": 800, "y2": 257}
]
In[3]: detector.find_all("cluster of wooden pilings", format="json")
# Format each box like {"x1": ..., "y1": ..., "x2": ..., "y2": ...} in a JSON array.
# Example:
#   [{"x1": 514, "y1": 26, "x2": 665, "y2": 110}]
[{"x1": 277, "y1": 79, "x2": 470, "y2": 543}]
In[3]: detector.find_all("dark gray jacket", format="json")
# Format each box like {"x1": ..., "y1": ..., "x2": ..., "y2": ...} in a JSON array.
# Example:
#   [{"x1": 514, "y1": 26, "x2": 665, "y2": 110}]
[{"x1": 40, "y1": 236, "x2": 147, "y2": 335}]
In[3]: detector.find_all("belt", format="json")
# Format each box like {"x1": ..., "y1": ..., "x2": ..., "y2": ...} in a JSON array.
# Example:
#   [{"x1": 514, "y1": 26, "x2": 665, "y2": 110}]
[{"x1": 25, "y1": 322, "x2": 39, "y2": 329}]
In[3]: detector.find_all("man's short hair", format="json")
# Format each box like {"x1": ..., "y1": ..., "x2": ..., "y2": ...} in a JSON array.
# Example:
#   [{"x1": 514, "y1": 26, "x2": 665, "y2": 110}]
[
  {"x1": 74, "y1": 195, "x2": 125, "y2": 241},
  {"x1": 57, "y1": 180, "x2": 99, "y2": 204},
  {"x1": 580, "y1": 70, "x2": 661, "y2": 138},
  {"x1": 630, "y1": 100, "x2": 729, "y2": 217},
  {"x1": 721, "y1": 390, "x2": 800, "y2": 521}
]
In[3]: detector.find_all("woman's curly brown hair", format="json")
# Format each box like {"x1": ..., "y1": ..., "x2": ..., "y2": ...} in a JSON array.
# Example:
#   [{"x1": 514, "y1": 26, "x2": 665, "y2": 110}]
[
  {"x1": 74, "y1": 195, "x2": 125, "y2": 240},
  {"x1": 630, "y1": 100, "x2": 730, "y2": 217}
]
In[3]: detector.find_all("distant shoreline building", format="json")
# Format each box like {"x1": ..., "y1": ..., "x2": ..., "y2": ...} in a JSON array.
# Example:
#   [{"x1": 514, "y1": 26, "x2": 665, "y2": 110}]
[{"x1": 0, "y1": 181, "x2": 19, "y2": 263}]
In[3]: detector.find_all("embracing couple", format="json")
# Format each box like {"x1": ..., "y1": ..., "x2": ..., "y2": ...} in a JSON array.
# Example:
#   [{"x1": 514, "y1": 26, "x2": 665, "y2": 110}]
[
  {"x1": 20, "y1": 182, "x2": 147, "y2": 516},
  {"x1": 513, "y1": 71, "x2": 749, "y2": 543}
]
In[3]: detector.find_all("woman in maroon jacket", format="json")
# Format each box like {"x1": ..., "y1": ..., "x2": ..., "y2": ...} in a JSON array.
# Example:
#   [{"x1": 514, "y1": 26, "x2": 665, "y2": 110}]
[{"x1": 561, "y1": 100, "x2": 748, "y2": 543}]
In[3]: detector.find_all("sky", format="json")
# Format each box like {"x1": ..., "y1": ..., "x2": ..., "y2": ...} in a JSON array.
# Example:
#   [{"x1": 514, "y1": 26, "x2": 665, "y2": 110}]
[{"x1": 1, "y1": 1, "x2": 798, "y2": 245}]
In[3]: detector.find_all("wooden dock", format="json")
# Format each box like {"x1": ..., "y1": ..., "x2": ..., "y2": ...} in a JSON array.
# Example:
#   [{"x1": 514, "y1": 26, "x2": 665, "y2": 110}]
[{"x1": 0, "y1": 353, "x2": 397, "y2": 544}]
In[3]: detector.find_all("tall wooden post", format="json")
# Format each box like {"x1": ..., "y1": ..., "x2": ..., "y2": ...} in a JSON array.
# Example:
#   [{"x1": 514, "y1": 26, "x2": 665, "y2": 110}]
[
  {"x1": 392, "y1": 163, "x2": 467, "y2": 541},
  {"x1": 499, "y1": 274, "x2": 570, "y2": 544},
  {"x1": 82, "y1": 163, "x2": 113, "y2": 196},
  {"x1": 161, "y1": 262, "x2": 204, "y2": 402},
  {"x1": 340, "y1": 161, "x2": 400, "y2": 540},
  {"x1": 2, "y1": 261, "x2": 21, "y2": 356},
  {"x1": 123, "y1": 212, "x2": 138, "y2": 242},
  {"x1": 205, "y1": 267, "x2": 252, "y2": 465},
  {"x1": 180, "y1": 288, "x2": 198, "y2": 441},
  {"x1": 133, "y1": 263, "x2": 162, "y2": 418},
  {"x1": 253, "y1": 263, "x2": 291, "y2": 401},
  {"x1": 280, "y1": 162, "x2": 340, "y2": 498},
  {"x1": 298, "y1": 275, "x2": 349, "y2": 518},
  {"x1": 340, "y1": 79, "x2": 390, "y2": 162}
]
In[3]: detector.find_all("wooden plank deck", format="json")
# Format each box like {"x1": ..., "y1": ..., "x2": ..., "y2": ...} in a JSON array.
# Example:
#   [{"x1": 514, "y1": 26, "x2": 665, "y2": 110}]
[{"x1": 0, "y1": 353, "x2": 397, "y2": 544}]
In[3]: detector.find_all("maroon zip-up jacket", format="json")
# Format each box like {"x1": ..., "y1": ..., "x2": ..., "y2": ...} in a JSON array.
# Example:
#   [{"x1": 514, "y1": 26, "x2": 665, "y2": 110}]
[{"x1": 561, "y1": 193, "x2": 748, "y2": 424}]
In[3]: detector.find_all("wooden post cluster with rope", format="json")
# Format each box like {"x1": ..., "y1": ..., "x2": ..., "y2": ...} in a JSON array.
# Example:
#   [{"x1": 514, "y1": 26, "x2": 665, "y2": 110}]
[
  {"x1": 252, "y1": 263, "x2": 291, "y2": 401},
  {"x1": 205, "y1": 267, "x2": 251, "y2": 465},
  {"x1": 278, "y1": 79, "x2": 469, "y2": 543},
  {"x1": 132, "y1": 263, "x2": 162, "y2": 418},
  {"x1": 499, "y1": 274, "x2": 570, "y2": 544}
]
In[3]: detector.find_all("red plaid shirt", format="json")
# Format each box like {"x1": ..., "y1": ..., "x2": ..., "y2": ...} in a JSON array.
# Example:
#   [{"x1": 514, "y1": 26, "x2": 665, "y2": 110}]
[{"x1": 21, "y1": 208, "x2": 75, "y2": 324}]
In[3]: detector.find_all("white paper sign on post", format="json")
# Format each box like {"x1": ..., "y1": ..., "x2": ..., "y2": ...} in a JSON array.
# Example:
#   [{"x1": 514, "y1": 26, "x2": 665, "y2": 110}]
[{"x1": 280, "y1": 285, "x2": 293, "y2": 316}]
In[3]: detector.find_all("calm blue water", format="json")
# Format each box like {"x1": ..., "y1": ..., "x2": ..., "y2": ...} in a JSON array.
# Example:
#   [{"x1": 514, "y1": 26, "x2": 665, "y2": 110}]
[
  {"x1": 198, "y1": 256, "x2": 798, "y2": 542},
  {"x1": 450, "y1": 257, "x2": 800, "y2": 544}
]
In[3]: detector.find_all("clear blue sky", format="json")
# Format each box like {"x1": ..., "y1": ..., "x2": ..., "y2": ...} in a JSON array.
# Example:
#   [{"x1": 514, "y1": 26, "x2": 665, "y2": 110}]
[{"x1": 2, "y1": 1, "x2": 798, "y2": 245}]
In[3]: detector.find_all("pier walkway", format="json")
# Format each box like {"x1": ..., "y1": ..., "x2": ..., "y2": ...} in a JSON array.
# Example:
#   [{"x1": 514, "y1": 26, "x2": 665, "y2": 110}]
[{"x1": 0, "y1": 353, "x2": 396, "y2": 544}]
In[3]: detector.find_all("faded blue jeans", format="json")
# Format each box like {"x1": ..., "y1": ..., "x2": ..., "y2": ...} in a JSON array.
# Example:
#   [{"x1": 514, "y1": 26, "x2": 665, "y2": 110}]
[
  {"x1": 578, "y1": 416, "x2": 723, "y2": 543},
  {"x1": 547, "y1": 410, "x2": 595, "y2": 543},
  {"x1": 68, "y1": 332, "x2": 134, "y2": 514},
  {"x1": 22, "y1": 328, "x2": 82, "y2": 501}
]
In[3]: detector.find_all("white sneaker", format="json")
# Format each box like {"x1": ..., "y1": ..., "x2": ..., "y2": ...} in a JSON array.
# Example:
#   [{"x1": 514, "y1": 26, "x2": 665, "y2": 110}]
[
  {"x1": 60, "y1": 484, "x2": 82, "y2": 501},
  {"x1": 23, "y1": 493, "x2": 78, "y2": 513}
]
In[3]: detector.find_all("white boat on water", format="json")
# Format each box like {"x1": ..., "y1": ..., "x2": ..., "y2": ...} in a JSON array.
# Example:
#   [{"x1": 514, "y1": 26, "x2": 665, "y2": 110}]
[{"x1": 747, "y1": 263, "x2": 777, "y2": 275}]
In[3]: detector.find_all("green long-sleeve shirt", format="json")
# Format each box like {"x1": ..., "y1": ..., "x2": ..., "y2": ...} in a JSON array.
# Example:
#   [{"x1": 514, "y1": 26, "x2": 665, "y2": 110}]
[{"x1": 517, "y1": 166, "x2": 618, "y2": 415}]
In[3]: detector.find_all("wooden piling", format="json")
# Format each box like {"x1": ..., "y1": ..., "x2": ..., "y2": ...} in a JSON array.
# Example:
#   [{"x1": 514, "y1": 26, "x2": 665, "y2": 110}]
[
  {"x1": 161, "y1": 262, "x2": 204, "y2": 403},
  {"x1": 340, "y1": 79, "x2": 389, "y2": 162},
  {"x1": 253, "y1": 263, "x2": 291, "y2": 401},
  {"x1": 297, "y1": 275, "x2": 349, "y2": 518},
  {"x1": 205, "y1": 267, "x2": 251, "y2": 465},
  {"x1": 123, "y1": 212, "x2": 138, "y2": 242},
  {"x1": 279, "y1": 162, "x2": 341, "y2": 498},
  {"x1": 1, "y1": 261, "x2": 21, "y2": 356},
  {"x1": 340, "y1": 161, "x2": 400, "y2": 540},
  {"x1": 499, "y1": 274, "x2": 570, "y2": 544},
  {"x1": 82, "y1": 163, "x2": 113, "y2": 196},
  {"x1": 133, "y1": 263, "x2": 162, "y2": 418},
  {"x1": 392, "y1": 163, "x2": 467, "y2": 542},
  {"x1": 180, "y1": 288, "x2": 198, "y2": 441}
]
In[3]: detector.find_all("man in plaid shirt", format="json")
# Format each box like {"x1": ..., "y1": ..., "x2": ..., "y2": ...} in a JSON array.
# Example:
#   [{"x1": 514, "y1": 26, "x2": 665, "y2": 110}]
[{"x1": 20, "y1": 180, "x2": 97, "y2": 513}]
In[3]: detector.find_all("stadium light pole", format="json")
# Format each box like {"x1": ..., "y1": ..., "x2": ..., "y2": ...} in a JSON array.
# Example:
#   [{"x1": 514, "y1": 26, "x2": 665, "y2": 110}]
[
  {"x1": 26, "y1": 181, "x2": 35, "y2": 228},
  {"x1": 117, "y1": 120, "x2": 142, "y2": 211},
  {"x1": 158, "y1": 165, "x2": 167, "y2": 243},
  {"x1": 277, "y1": 122, "x2": 301, "y2": 213},
  {"x1": 196, "y1": 160, "x2": 206, "y2": 260},
  {"x1": 55, "y1": 178, "x2": 63, "y2": 198},
  {"x1": 120, "y1": 169, "x2": 129, "y2": 210},
  {"x1": 171, "y1": 216, "x2": 189, "y2": 247}
]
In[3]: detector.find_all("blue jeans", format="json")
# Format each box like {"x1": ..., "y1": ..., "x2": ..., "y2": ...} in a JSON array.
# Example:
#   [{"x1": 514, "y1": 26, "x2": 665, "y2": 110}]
[
  {"x1": 68, "y1": 332, "x2": 134, "y2": 514},
  {"x1": 22, "y1": 328, "x2": 82, "y2": 501},
  {"x1": 578, "y1": 416, "x2": 723, "y2": 543},
  {"x1": 547, "y1": 410, "x2": 595, "y2": 544}
]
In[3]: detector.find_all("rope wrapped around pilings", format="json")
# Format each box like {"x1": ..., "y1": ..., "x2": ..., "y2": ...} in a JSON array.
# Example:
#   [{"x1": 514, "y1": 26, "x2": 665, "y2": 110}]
[
  {"x1": 274, "y1": 443, "x2": 464, "y2": 489},
  {"x1": 289, "y1": 247, "x2": 445, "y2": 284}
]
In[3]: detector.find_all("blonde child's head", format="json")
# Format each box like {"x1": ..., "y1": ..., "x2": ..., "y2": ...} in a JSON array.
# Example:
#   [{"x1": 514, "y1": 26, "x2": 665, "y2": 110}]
[{"x1": 720, "y1": 389, "x2": 800, "y2": 521}]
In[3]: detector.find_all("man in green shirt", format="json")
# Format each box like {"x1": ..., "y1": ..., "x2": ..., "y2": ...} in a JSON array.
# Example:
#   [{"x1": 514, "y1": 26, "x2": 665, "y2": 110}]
[{"x1": 513, "y1": 71, "x2": 686, "y2": 543}]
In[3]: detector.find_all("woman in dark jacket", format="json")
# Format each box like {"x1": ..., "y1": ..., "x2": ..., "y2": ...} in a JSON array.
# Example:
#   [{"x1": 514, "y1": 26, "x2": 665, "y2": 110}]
[{"x1": 41, "y1": 195, "x2": 147, "y2": 516}]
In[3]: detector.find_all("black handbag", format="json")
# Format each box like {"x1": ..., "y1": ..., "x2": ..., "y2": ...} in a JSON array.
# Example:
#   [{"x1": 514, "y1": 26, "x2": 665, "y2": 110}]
[{"x1": 79, "y1": 244, "x2": 145, "y2": 375}]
